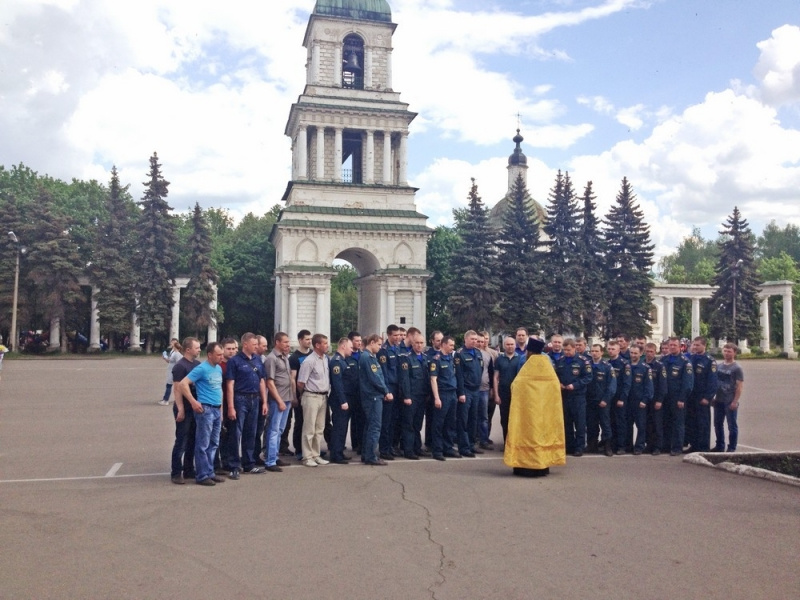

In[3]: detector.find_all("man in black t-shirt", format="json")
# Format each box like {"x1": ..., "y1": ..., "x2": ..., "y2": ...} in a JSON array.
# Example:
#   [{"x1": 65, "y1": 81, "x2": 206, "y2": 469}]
[
  {"x1": 287, "y1": 330, "x2": 313, "y2": 460},
  {"x1": 170, "y1": 337, "x2": 202, "y2": 484}
]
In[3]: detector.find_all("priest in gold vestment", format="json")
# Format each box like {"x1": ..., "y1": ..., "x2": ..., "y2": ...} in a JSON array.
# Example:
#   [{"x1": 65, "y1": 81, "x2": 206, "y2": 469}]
[{"x1": 504, "y1": 337, "x2": 566, "y2": 477}]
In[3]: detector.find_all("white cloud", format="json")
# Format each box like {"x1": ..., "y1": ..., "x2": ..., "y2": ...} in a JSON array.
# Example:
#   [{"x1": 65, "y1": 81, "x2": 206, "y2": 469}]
[
  {"x1": 754, "y1": 25, "x2": 800, "y2": 107},
  {"x1": 615, "y1": 104, "x2": 645, "y2": 131}
]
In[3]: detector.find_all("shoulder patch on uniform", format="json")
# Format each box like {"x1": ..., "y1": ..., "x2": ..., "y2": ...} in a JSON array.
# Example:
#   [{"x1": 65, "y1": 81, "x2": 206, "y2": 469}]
[
  {"x1": 379, "y1": 355, "x2": 387, "y2": 364},
  {"x1": 711, "y1": 362, "x2": 717, "y2": 372},
  {"x1": 332, "y1": 365, "x2": 341, "y2": 375},
  {"x1": 401, "y1": 362, "x2": 409, "y2": 370},
  {"x1": 371, "y1": 364, "x2": 378, "y2": 373},
  {"x1": 611, "y1": 370, "x2": 617, "y2": 378},
  {"x1": 685, "y1": 363, "x2": 692, "y2": 373},
  {"x1": 430, "y1": 363, "x2": 437, "y2": 372},
  {"x1": 454, "y1": 357, "x2": 461, "y2": 364}
]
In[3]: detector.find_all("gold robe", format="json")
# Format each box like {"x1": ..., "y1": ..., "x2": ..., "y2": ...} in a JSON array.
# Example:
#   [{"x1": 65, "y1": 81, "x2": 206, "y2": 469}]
[{"x1": 504, "y1": 354, "x2": 566, "y2": 470}]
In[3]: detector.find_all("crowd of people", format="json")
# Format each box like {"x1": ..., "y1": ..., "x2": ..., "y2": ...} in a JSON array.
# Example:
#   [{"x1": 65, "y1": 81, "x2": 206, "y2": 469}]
[{"x1": 165, "y1": 326, "x2": 744, "y2": 486}]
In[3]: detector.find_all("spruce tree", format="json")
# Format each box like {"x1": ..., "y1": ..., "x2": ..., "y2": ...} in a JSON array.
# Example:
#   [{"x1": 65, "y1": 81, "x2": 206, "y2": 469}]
[
  {"x1": 577, "y1": 181, "x2": 608, "y2": 338},
  {"x1": 602, "y1": 177, "x2": 654, "y2": 338},
  {"x1": 25, "y1": 187, "x2": 85, "y2": 352},
  {"x1": 183, "y1": 203, "x2": 219, "y2": 338},
  {"x1": 0, "y1": 193, "x2": 25, "y2": 336},
  {"x1": 542, "y1": 170, "x2": 583, "y2": 334},
  {"x1": 448, "y1": 179, "x2": 501, "y2": 332},
  {"x1": 136, "y1": 153, "x2": 177, "y2": 351},
  {"x1": 426, "y1": 226, "x2": 461, "y2": 335},
  {"x1": 90, "y1": 166, "x2": 137, "y2": 346},
  {"x1": 498, "y1": 173, "x2": 547, "y2": 332},
  {"x1": 709, "y1": 207, "x2": 761, "y2": 344}
]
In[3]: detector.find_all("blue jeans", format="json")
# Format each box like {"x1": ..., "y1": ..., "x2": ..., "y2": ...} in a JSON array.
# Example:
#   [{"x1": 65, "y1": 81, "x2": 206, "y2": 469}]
[
  {"x1": 432, "y1": 391, "x2": 457, "y2": 456},
  {"x1": 361, "y1": 394, "x2": 383, "y2": 463},
  {"x1": 171, "y1": 403, "x2": 195, "y2": 478},
  {"x1": 194, "y1": 405, "x2": 221, "y2": 482},
  {"x1": 456, "y1": 391, "x2": 475, "y2": 455},
  {"x1": 477, "y1": 390, "x2": 490, "y2": 444},
  {"x1": 233, "y1": 394, "x2": 259, "y2": 469},
  {"x1": 714, "y1": 403, "x2": 738, "y2": 450},
  {"x1": 266, "y1": 399, "x2": 291, "y2": 467}
]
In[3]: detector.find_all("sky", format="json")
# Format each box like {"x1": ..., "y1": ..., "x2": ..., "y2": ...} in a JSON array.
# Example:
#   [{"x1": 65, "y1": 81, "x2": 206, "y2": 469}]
[{"x1": 2, "y1": 0, "x2": 800, "y2": 259}]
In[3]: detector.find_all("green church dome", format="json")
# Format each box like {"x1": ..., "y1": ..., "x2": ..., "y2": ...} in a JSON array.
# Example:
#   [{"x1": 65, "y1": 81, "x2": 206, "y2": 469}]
[{"x1": 314, "y1": 0, "x2": 392, "y2": 23}]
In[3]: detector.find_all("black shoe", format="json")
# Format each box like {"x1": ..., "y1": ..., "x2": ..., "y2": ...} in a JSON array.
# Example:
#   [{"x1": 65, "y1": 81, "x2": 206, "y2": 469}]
[
  {"x1": 275, "y1": 459, "x2": 290, "y2": 467},
  {"x1": 265, "y1": 465, "x2": 283, "y2": 472},
  {"x1": 417, "y1": 448, "x2": 431, "y2": 457},
  {"x1": 379, "y1": 453, "x2": 395, "y2": 461},
  {"x1": 479, "y1": 441, "x2": 494, "y2": 450},
  {"x1": 171, "y1": 476, "x2": 185, "y2": 485},
  {"x1": 615, "y1": 449, "x2": 625, "y2": 455},
  {"x1": 183, "y1": 471, "x2": 196, "y2": 480},
  {"x1": 443, "y1": 451, "x2": 461, "y2": 458},
  {"x1": 403, "y1": 454, "x2": 420, "y2": 460},
  {"x1": 279, "y1": 449, "x2": 293, "y2": 457},
  {"x1": 366, "y1": 459, "x2": 387, "y2": 466},
  {"x1": 433, "y1": 454, "x2": 445, "y2": 461},
  {"x1": 633, "y1": 449, "x2": 642, "y2": 456},
  {"x1": 710, "y1": 447, "x2": 724, "y2": 452},
  {"x1": 472, "y1": 447, "x2": 484, "y2": 454},
  {"x1": 228, "y1": 469, "x2": 240, "y2": 480},
  {"x1": 573, "y1": 450, "x2": 583, "y2": 457},
  {"x1": 652, "y1": 448, "x2": 661, "y2": 456},
  {"x1": 670, "y1": 450, "x2": 680, "y2": 456},
  {"x1": 196, "y1": 478, "x2": 216, "y2": 486},
  {"x1": 330, "y1": 458, "x2": 350, "y2": 465},
  {"x1": 461, "y1": 452, "x2": 476, "y2": 458}
]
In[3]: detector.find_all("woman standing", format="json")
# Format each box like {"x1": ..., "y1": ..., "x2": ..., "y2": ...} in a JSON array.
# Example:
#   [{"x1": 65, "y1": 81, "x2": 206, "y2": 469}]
[{"x1": 160, "y1": 339, "x2": 182, "y2": 405}]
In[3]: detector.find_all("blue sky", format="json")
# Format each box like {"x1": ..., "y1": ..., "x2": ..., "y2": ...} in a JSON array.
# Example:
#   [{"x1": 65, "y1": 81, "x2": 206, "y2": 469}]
[{"x1": 2, "y1": 0, "x2": 799, "y2": 260}]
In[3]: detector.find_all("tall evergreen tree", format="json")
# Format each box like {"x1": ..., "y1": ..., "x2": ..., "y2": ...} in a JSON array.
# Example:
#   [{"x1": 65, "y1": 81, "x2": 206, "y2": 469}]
[
  {"x1": 136, "y1": 152, "x2": 177, "y2": 351},
  {"x1": 542, "y1": 170, "x2": 583, "y2": 334},
  {"x1": 90, "y1": 166, "x2": 137, "y2": 346},
  {"x1": 602, "y1": 177, "x2": 654, "y2": 338},
  {"x1": 425, "y1": 226, "x2": 461, "y2": 335},
  {"x1": 577, "y1": 181, "x2": 608, "y2": 338},
  {"x1": 448, "y1": 179, "x2": 501, "y2": 331},
  {"x1": 25, "y1": 187, "x2": 85, "y2": 352},
  {"x1": 498, "y1": 173, "x2": 547, "y2": 332},
  {"x1": 0, "y1": 193, "x2": 25, "y2": 337},
  {"x1": 183, "y1": 203, "x2": 219, "y2": 338},
  {"x1": 709, "y1": 207, "x2": 761, "y2": 343}
]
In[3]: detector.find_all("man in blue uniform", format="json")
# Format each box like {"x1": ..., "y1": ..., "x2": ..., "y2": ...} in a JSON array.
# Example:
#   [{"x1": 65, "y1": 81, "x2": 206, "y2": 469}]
[
  {"x1": 398, "y1": 332, "x2": 430, "y2": 459},
  {"x1": 554, "y1": 338, "x2": 594, "y2": 457},
  {"x1": 358, "y1": 334, "x2": 392, "y2": 466},
  {"x1": 347, "y1": 331, "x2": 363, "y2": 455},
  {"x1": 625, "y1": 345, "x2": 654, "y2": 455},
  {"x1": 328, "y1": 337, "x2": 354, "y2": 464},
  {"x1": 454, "y1": 330, "x2": 483, "y2": 457},
  {"x1": 430, "y1": 335, "x2": 460, "y2": 460},
  {"x1": 548, "y1": 334, "x2": 564, "y2": 363},
  {"x1": 586, "y1": 343, "x2": 616, "y2": 456},
  {"x1": 377, "y1": 324, "x2": 405, "y2": 460},
  {"x1": 423, "y1": 331, "x2": 444, "y2": 453},
  {"x1": 493, "y1": 336, "x2": 521, "y2": 444},
  {"x1": 686, "y1": 336, "x2": 718, "y2": 453},
  {"x1": 662, "y1": 337, "x2": 694, "y2": 456},
  {"x1": 644, "y1": 342, "x2": 668, "y2": 455},
  {"x1": 607, "y1": 340, "x2": 631, "y2": 454}
]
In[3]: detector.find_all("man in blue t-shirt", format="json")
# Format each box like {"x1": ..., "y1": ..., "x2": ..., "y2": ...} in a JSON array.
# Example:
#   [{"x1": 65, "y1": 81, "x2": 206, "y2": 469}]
[{"x1": 179, "y1": 342, "x2": 225, "y2": 486}]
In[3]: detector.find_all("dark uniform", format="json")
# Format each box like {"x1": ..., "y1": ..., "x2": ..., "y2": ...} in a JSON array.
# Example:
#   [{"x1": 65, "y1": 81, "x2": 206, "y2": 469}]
[
  {"x1": 377, "y1": 342, "x2": 405, "y2": 457},
  {"x1": 645, "y1": 357, "x2": 667, "y2": 454},
  {"x1": 430, "y1": 352, "x2": 459, "y2": 459},
  {"x1": 358, "y1": 351, "x2": 389, "y2": 464},
  {"x1": 554, "y1": 354, "x2": 594, "y2": 455},
  {"x1": 225, "y1": 351, "x2": 266, "y2": 471},
  {"x1": 687, "y1": 353, "x2": 718, "y2": 452},
  {"x1": 328, "y1": 352, "x2": 353, "y2": 462},
  {"x1": 608, "y1": 356, "x2": 631, "y2": 452},
  {"x1": 424, "y1": 347, "x2": 441, "y2": 450},
  {"x1": 661, "y1": 353, "x2": 694, "y2": 454},
  {"x1": 398, "y1": 350, "x2": 430, "y2": 458},
  {"x1": 346, "y1": 351, "x2": 362, "y2": 454},
  {"x1": 625, "y1": 361, "x2": 654, "y2": 454},
  {"x1": 494, "y1": 353, "x2": 521, "y2": 442},
  {"x1": 454, "y1": 346, "x2": 483, "y2": 456},
  {"x1": 171, "y1": 357, "x2": 200, "y2": 480},
  {"x1": 586, "y1": 359, "x2": 616, "y2": 454}
]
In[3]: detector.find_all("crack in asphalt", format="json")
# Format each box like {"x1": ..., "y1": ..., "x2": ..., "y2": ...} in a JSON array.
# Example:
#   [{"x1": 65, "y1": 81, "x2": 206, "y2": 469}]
[{"x1": 383, "y1": 473, "x2": 448, "y2": 600}]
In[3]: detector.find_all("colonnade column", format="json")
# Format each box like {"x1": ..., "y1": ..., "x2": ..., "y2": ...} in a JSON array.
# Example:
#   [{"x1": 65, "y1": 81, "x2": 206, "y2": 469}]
[
  {"x1": 365, "y1": 130, "x2": 375, "y2": 184},
  {"x1": 334, "y1": 128, "x2": 343, "y2": 182},
  {"x1": 316, "y1": 126, "x2": 326, "y2": 180},
  {"x1": 288, "y1": 288, "x2": 298, "y2": 348},
  {"x1": 663, "y1": 296, "x2": 674, "y2": 338},
  {"x1": 207, "y1": 284, "x2": 218, "y2": 344},
  {"x1": 296, "y1": 125, "x2": 308, "y2": 181},
  {"x1": 387, "y1": 289, "x2": 396, "y2": 328},
  {"x1": 398, "y1": 133, "x2": 408, "y2": 186},
  {"x1": 170, "y1": 285, "x2": 181, "y2": 342},
  {"x1": 129, "y1": 310, "x2": 141, "y2": 352},
  {"x1": 316, "y1": 288, "x2": 326, "y2": 339},
  {"x1": 89, "y1": 285, "x2": 101, "y2": 351},
  {"x1": 691, "y1": 298, "x2": 701, "y2": 339},
  {"x1": 413, "y1": 290, "x2": 422, "y2": 329},
  {"x1": 782, "y1": 292, "x2": 796, "y2": 358},
  {"x1": 49, "y1": 318, "x2": 60, "y2": 350},
  {"x1": 383, "y1": 132, "x2": 392, "y2": 184},
  {"x1": 760, "y1": 297, "x2": 770, "y2": 352}
]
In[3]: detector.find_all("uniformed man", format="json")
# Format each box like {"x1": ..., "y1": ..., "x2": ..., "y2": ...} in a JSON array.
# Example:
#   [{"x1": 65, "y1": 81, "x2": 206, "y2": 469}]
[
  {"x1": 377, "y1": 324, "x2": 405, "y2": 460},
  {"x1": 358, "y1": 334, "x2": 392, "y2": 466},
  {"x1": 618, "y1": 334, "x2": 632, "y2": 362},
  {"x1": 575, "y1": 337, "x2": 591, "y2": 360},
  {"x1": 398, "y1": 332, "x2": 430, "y2": 459},
  {"x1": 554, "y1": 338, "x2": 594, "y2": 457},
  {"x1": 346, "y1": 331, "x2": 363, "y2": 455},
  {"x1": 686, "y1": 336, "x2": 718, "y2": 453},
  {"x1": 662, "y1": 337, "x2": 694, "y2": 456},
  {"x1": 625, "y1": 345, "x2": 654, "y2": 455},
  {"x1": 586, "y1": 343, "x2": 616, "y2": 456},
  {"x1": 454, "y1": 330, "x2": 483, "y2": 457},
  {"x1": 493, "y1": 336, "x2": 521, "y2": 443},
  {"x1": 423, "y1": 331, "x2": 444, "y2": 453},
  {"x1": 548, "y1": 334, "x2": 564, "y2": 363},
  {"x1": 328, "y1": 337, "x2": 354, "y2": 464},
  {"x1": 606, "y1": 340, "x2": 631, "y2": 454},
  {"x1": 644, "y1": 342, "x2": 668, "y2": 455},
  {"x1": 477, "y1": 331, "x2": 497, "y2": 448},
  {"x1": 430, "y1": 335, "x2": 460, "y2": 460}
]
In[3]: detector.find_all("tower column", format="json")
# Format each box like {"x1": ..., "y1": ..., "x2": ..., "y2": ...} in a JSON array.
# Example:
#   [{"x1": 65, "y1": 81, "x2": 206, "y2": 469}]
[
  {"x1": 296, "y1": 125, "x2": 308, "y2": 181},
  {"x1": 760, "y1": 297, "x2": 770, "y2": 352},
  {"x1": 398, "y1": 133, "x2": 408, "y2": 185},
  {"x1": 691, "y1": 298, "x2": 701, "y2": 339},
  {"x1": 383, "y1": 132, "x2": 392, "y2": 184},
  {"x1": 413, "y1": 290, "x2": 422, "y2": 329},
  {"x1": 311, "y1": 42, "x2": 321, "y2": 84},
  {"x1": 288, "y1": 288, "x2": 298, "y2": 348},
  {"x1": 386, "y1": 49, "x2": 393, "y2": 89},
  {"x1": 782, "y1": 291, "x2": 796, "y2": 358},
  {"x1": 365, "y1": 130, "x2": 375, "y2": 184},
  {"x1": 316, "y1": 126, "x2": 326, "y2": 180},
  {"x1": 364, "y1": 46, "x2": 373, "y2": 89},
  {"x1": 387, "y1": 289, "x2": 396, "y2": 327},
  {"x1": 334, "y1": 128, "x2": 343, "y2": 182},
  {"x1": 334, "y1": 46, "x2": 342, "y2": 87}
]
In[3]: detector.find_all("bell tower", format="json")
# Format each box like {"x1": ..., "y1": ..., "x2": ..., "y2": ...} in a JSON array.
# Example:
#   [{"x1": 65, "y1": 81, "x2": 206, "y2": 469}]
[{"x1": 271, "y1": 0, "x2": 431, "y2": 341}]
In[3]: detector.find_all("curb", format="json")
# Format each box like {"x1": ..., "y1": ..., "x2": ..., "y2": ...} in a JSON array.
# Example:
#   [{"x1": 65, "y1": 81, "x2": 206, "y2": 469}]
[{"x1": 684, "y1": 452, "x2": 800, "y2": 488}]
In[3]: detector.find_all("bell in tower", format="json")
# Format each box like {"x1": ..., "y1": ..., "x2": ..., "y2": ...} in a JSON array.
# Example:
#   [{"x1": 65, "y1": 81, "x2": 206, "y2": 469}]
[{"x1": 342, "y1": 34, "x2": 364, "y2": 89}]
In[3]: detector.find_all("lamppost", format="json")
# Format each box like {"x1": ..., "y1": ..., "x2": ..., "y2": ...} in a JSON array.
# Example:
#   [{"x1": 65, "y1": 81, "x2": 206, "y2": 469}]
[
  {"x1": 731, "y1": 258, "x2": 743, "y2": 343},
  {"x1": 7, "y1": 231, "x2": 22, "y2": 353}
]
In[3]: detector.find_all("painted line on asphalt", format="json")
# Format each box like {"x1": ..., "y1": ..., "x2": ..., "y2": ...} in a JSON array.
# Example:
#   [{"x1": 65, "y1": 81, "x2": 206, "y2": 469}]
[
  {"x1": 737, "y1": 444, "x2": 778, "y2": 453},
  {"x1": 105, "y1": 462, "x2": 123, "y2": 477},
  {"x1": 0, "y1": 472, "x2": 169, "y2": 484}
]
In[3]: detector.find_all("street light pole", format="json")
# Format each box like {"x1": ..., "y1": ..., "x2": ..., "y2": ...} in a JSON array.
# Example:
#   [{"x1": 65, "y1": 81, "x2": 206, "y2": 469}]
[{"x1": 8, "y1": 231, "x2": 20, "y2": 353}]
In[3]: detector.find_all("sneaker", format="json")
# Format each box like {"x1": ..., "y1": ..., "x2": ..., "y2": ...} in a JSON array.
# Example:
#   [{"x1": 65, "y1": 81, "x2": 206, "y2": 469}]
[
  {"x1": 265, "y1": 465, "x2": 283, "y2": 472},
  {"x1": 304, "y1": 459, "x2": 318, "y2": 467},
  {"x1": 171, "y1": 475, "x2": 185, "y2": 485},
  {"x1": 243, "y1": 466, "x2": 263, "y2": 474},
  {"x1": 211, "y1": 476, "x2": 226, "y2": 483},
  {"x1": 314, "y1": 457, "x2": 329, "y2": 465},
  {"x1": 158, "y1": 399, "x2": 169, "y2": 406},
  {"x1": 196, "y1": 478, "x2": 216, "y2": 486},
  {"x1": 228, "y1": 469, "x2": 240, "y2": 480}
]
